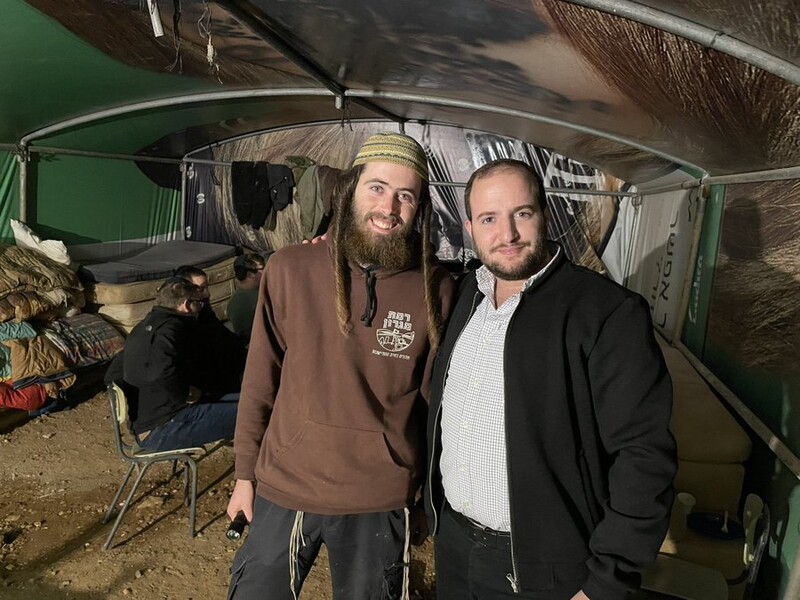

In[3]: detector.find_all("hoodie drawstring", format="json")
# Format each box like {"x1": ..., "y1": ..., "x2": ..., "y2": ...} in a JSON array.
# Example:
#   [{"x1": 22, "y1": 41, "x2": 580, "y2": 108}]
[{"x1": 360, "y1": 266, "x2": 377, "y2": 327}]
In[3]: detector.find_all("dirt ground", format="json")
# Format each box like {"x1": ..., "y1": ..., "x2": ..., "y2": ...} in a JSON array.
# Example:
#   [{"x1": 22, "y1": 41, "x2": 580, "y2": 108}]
[{"x1": 0, "y1": 391, "x2": 437, "y2": 599}]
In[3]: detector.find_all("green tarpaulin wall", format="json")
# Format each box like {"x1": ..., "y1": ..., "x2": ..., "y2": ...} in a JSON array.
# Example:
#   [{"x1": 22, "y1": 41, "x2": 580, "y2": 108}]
[{"x1": 0, "y1": 152, "x2": 180, "y2": 254}]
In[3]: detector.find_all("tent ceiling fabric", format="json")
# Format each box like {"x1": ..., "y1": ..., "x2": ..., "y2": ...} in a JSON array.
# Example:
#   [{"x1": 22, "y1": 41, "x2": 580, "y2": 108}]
[
  {"x1": 633, "y1": 0, "x2": 799, "y2": 64},
  {"x1": 3, "y1": 0, "x2": 798, "y2": 182}
]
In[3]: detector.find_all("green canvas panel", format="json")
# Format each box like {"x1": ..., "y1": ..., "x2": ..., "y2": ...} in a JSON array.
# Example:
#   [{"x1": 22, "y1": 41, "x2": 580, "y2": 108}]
[
  {"x1": 28, "y1": 155, "x2": 180, "y2": 245},
  {"x1": 1, "y1": 0, "x2": 218, "y2": 144},
  {"x1": 0, "y1": 151, "x2": 20, "y2": 244}
]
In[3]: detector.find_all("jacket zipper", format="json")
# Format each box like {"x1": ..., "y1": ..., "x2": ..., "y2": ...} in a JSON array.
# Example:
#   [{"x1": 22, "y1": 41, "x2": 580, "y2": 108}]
[
  {"x1": 428, "y1": 290, "x2": 481, "y2": 536},
  {"x1": 504, "y1": 305, "x2": 521, "y2": 594}
]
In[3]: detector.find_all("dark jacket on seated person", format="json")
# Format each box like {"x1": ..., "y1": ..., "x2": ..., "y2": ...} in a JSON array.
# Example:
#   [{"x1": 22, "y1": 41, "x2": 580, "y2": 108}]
[
  {"x1": 193, "y1": 304, "x2": 247, "y2": 398},
  {"x1": 106, "y1": 307, "x2": 202, "y2": 435}
]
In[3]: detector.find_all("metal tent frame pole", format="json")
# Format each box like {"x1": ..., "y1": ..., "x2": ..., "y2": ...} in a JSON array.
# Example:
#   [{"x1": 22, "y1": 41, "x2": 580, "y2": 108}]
[
  {"x1": 27, "y1": 146, "x2": 182, "y2": 165},
  {"x1": 18, "y1": 88, "x2": 335, "y2": 147},
  {"x1": 639, "y1": 165, "x2": 800, "y2": 197},
  {"x1": 564, "y1": 0, "x2": 800, "y2": 86},
  {"x1": 17, "y1": 148, "x2": 27, "y2": 223},
  {"x1": 345, "y1": 89, "x2": 697, "y2": 171}
]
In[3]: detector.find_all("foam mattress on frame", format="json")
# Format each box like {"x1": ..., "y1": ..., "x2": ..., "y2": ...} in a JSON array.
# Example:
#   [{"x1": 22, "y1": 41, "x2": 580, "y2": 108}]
[
  {"x1": 84, "y1": 256, "x2": 236, "y2": 305},
  {"x1": 79, "y1": 240, "x2": 236, "y2": 284},
  {"x1": 79, "y1": 241, "x2": 238, "y2": 334},
  {"x1": 98, "y1": 297, "x2": 230, "y2": 334}
]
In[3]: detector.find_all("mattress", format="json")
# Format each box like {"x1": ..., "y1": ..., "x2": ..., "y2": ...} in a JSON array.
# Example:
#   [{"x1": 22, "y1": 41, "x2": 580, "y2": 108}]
[
  {"x1": 79, "y1": 241, "x2": 236, "y2": 284},
  {"x1": 97, "y1": 296, "x2": 231, "y2": 334},
  {"x1": 84, "y1": 256, "x2": 236, "y2": 305}
]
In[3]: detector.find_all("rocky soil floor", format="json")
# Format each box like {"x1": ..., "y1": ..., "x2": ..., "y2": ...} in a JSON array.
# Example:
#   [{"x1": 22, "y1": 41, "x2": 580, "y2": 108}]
[{"x1": 0, "y1": 391, "x2": 436, "y2": 599}]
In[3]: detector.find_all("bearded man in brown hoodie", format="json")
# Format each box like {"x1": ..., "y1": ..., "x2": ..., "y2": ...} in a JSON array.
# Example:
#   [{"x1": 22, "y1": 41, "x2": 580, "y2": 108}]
[{"x1": 226, "y1": 133, "x2": 455, "y2": 600}]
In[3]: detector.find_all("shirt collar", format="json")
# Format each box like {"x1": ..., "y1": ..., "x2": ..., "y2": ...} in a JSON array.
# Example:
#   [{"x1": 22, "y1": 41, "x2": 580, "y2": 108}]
[{"x1": 474, "y1": 242, "x2": 561, "y2": 300}]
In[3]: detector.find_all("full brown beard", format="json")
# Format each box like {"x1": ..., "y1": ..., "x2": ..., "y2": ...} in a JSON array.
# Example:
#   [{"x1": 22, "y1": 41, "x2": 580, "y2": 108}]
[{"x1": 342, "y1": 209, "x2": 415, "y2": 270}]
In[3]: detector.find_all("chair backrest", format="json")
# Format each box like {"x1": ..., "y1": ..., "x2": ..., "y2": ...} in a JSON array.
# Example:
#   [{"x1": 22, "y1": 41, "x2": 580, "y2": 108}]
[
  {"x1": 742, "y1": 494, "x2": 764, "y2": 566},
  {"x1": 107, "y1": 382, "x2": 140, "y2": 459},
  {"x1": 741, "y1": 493, "x2": 770, "y2": 599}
]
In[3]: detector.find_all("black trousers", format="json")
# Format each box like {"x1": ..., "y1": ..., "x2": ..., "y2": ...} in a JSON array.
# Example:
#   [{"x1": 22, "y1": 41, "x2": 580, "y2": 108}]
[
  {"x1": 228, "y1": 496, "x2": 408, "y2": 600},
  {"x1": 434, "y1": 505, "x2": 584, "y2": 600}
]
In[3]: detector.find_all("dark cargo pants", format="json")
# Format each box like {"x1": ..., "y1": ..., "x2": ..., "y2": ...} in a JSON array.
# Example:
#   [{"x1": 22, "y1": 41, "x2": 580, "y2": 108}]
[{"x1": 228, "y1": 496, "x2": 409, "y2": 600}]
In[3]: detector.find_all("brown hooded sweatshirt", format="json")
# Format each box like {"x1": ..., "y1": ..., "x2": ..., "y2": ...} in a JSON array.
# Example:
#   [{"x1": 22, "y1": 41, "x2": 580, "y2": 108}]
[{"x1": 234, "y1": 239, "x2": 455, "y2": 514}]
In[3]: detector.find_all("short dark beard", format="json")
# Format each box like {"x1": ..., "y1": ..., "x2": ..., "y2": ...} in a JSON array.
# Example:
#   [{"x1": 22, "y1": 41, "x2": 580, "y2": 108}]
[
  {"x1": 477, "y1": 238, "x2": 549, "y2": 281},
  {"x1": 342, "y1": 208, "x2": 415, "y2": 270}
]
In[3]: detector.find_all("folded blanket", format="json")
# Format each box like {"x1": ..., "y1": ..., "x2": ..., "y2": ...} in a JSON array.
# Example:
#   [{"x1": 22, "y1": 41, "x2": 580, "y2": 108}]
[
  {"x1": 41, "y1": 313, "x2": 124, "y2": 368},
  {"x1": 1, "y1": 335, "x2": 72, "y2": 383},
  {"x1": 0, "y1": 245, "x2": 84, "y2": 323},
  {"x1": 0, "y1": 382, "x2": 48, "y2": 411}
]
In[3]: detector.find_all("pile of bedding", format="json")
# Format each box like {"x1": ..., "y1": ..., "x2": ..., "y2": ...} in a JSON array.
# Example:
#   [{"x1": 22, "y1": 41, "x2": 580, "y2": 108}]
[
  {"x1": 0, "y1": 238, "x2": 236, "y2": 415},
  {"x1": 0, "y1": 314, "x2": 124, "y2": 412},
  {"x1": 0, "y1": 244, "x2": 84, "y2": 322},
  {"x1": 0, "y1": 238, "x2": 126, "y2": 415}
]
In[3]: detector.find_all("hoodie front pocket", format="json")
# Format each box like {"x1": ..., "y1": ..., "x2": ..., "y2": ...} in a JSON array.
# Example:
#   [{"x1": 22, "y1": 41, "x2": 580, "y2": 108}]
[{"x1": 267, "y1": 420, "x2": 412, "y2": 510}]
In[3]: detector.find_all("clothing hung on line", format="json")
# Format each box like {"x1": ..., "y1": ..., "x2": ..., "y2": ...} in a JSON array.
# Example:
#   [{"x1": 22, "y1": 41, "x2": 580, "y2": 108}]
[{"x1": 231, "y1": 162, "x2": 296, "y2": 230}]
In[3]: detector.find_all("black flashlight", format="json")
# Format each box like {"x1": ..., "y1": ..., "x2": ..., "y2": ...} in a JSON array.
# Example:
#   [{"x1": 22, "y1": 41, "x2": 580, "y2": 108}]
[{"x1": 226, "y1": 511, "x2": 248, "y2": 541}]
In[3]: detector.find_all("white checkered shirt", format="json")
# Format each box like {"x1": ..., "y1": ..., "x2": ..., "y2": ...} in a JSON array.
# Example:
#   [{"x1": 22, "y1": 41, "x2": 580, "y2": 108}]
[{"x1": 440, "y1": 248, "x2": 559, "y2": 531}]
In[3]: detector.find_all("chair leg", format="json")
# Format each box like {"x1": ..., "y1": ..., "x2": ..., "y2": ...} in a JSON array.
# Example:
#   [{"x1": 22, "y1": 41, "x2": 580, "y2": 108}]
[
  {"x1": 103, "y1": 462, "x2": 152, "y2": 550},
  {"x1": 186, "y1": 458, "x2": 198, "y2": 538},
  {"x1": 104, "y1": 463, "x2": 136, "y2": 523},
  {"x1": 183, "y1": 462, "x2": 190, "y2": 507}
]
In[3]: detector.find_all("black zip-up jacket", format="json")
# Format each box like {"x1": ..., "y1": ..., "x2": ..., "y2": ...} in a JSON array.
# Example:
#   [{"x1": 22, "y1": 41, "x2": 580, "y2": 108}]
[
  {"x1": 426, "y1": 249, "x2": 677, "y2": 600},
  {"x1": 121, "y1": 307, "x2": 200, "y2": 433}
]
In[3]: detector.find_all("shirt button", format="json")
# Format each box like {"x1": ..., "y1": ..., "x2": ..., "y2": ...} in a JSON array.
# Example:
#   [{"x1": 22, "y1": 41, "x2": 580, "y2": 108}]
[
  {"x1": 459, "y1": 464, "x2": 467, "y2": 472},
  {"x1": 461, "y1": 420, "x2": 469, "y2": 430},
  {"x1": 463, "y1": 501, "x2": 472, "y2": 509}
]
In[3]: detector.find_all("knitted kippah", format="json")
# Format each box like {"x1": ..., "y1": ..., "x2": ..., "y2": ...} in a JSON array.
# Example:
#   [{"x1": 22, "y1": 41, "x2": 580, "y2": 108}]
[{"x1": 352, "y1": 133, "x2": 429, "y2": 182}]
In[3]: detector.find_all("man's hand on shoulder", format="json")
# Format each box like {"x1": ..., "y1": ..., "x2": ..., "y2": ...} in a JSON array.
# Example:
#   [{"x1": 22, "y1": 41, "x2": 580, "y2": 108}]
[{"x1": 301, "y1": 232, "x2": 328, "y2": 245}]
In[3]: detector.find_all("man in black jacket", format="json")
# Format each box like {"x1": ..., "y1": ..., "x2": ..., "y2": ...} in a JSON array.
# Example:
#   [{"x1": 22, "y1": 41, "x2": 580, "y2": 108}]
[
  {"x1": 174, "y1": 264, "x2": 247, "y2": 400},
  {"x1": 106, "y1": 277, "x2": 238, "y2": 452},
  {"x1": 426, "y1": 159, "x2": 677, "y2": 600}
]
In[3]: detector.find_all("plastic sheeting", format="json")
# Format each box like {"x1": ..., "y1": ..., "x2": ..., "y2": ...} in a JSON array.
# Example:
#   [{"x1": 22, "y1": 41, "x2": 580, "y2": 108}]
[
  {"x1": 623, "y1": 186, "x2": 701, "y2": 341},
  {"x1": 184, "y1": 122, "x2": 621, "y2": 271}
]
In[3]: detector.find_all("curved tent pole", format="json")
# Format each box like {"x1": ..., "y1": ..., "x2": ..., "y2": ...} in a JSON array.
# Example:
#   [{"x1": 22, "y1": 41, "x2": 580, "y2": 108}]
[
  {"x1": 345, "y1": 89, "x2": 700, "y2": 172},
  {"x1": 18, "y1": 86, "x2": 698, "y2": 173},
  {"x1": 17, "y1": 88, "x2": 336, "y2": 147},
  {"x1": 563, "y1": 0, "x2": 800, "y2": 86}
]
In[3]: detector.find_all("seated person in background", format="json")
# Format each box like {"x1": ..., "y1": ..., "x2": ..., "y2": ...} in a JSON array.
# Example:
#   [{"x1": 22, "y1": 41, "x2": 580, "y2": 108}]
[
  {"x1": 174, "y1": 264, "x2": 247, "y2": 395},
  {"x1": 173, "y1": 265, "x2": 215, "y2": 323},
  {"x1": 105, "y1": 277, "x2": 238, "y2": 452},
  {"x1": 226, "y1": 253, "x2": 266, "y2": 341}
]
